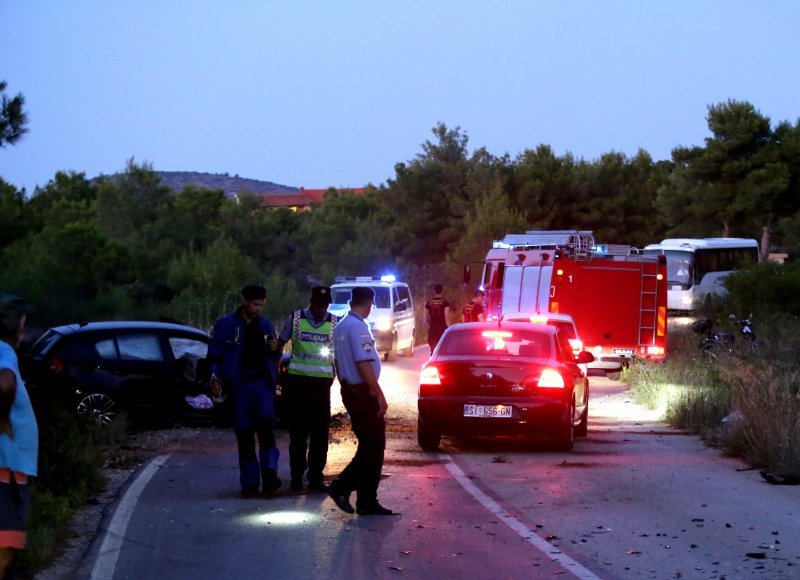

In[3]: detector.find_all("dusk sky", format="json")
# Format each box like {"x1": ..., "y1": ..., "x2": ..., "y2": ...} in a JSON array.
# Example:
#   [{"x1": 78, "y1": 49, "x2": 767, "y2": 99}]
[{"x1": 2, "y1": 1, "x2": 799, "y2": 194}]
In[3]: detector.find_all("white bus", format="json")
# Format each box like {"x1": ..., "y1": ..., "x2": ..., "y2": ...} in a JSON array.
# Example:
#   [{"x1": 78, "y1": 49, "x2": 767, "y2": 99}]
[{"x1": 642, "y1": 238, "x2": 759, "y2": 311}]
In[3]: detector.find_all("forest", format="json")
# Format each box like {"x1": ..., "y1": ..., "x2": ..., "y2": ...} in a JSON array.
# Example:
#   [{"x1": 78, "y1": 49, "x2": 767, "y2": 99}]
[{"x1": 1, "y1": 99, "x2": 800, "y2": 333}]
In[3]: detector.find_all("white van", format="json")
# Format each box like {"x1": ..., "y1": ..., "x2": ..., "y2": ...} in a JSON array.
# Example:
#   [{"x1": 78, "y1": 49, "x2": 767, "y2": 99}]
[{"x1": 329, "y1": 276, "x2": 415, "y2": 361}]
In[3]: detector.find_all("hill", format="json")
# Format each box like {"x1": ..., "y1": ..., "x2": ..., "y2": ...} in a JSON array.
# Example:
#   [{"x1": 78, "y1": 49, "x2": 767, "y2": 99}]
[{"x1": 154, "y1": 171, "x2": 300, "y2": 197}]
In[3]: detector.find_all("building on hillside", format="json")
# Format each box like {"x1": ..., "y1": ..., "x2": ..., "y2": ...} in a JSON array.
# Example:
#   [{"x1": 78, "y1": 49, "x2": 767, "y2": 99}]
[{"x1": 261, "y1": 187, "x2": 365, "y2": 211}]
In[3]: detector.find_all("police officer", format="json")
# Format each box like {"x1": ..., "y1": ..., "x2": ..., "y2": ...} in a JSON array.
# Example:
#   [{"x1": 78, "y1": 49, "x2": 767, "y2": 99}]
[
  {"x1": 209, "y1": 285, "x2": 282, "y2": 498},
  {"x1": 326, "y1": 287, "x2": 398, "y2": 516},
  {"x1": 424, "y1": 283, "x2": 450, "y2": 354},
  {"x1": 277, "y1": 286, "x2": 337, "y2": 491}
]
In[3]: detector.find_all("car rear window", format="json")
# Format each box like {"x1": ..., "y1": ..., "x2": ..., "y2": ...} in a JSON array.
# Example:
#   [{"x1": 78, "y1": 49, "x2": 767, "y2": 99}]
[
  {"x1": 28, "y1": 329, "x2": 63, "y2": 357},
  {"x1": 439, "y1": 329, "x2": 551, "y2": 358},
  {"x1": 549, "y1": 321, "x2": 576, "y2": 339}
]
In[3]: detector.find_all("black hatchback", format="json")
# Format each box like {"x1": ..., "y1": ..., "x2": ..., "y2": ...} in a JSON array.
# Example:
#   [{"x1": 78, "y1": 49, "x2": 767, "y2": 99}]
[{"x1": 21, "y1": 321, "x2": 221, "y2": 426}]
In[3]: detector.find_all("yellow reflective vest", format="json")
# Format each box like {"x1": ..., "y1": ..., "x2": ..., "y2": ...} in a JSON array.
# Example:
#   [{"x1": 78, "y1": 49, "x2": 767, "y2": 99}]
[{"x1": 287, "y1": 309, "x2": 337, "y2": 378}]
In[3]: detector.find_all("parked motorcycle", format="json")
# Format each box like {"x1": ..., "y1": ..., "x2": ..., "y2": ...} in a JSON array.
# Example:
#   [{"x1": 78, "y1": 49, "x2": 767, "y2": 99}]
[{"x1": 691, "y1": 314, "x2": 756, "y2": 357}]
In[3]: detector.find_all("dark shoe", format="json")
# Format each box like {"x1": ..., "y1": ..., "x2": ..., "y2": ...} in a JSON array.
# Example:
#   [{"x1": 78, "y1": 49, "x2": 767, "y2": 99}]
[
  {"x1": 326, "y1": 483, "x2": 354, "y2": 514},
  {"x1": 356, "y1": 503, "x2": 398, "y2": 516},
  {"x1": 307, "y1": 480, "x2": 326, "y2": 491},
  {"x1": 290, "y1": 479, "x2": 303, "y2": 491},
  {"x1": 241, "y1": 487, "x2": 260, "y2": 499},
  {"x1": 262, "y1": 472, "x2": 282, "y2": 495}
]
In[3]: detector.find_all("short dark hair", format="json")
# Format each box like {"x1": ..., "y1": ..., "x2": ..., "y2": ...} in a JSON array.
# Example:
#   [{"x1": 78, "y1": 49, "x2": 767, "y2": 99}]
[
  {"x1": 350, "y1": 286, "x2": 375, "y2": 305},
  {"x1": 434, "y1": 283, "x2": 443, "y2": 294},
  {"x1": 241, "y1": 285, "x2": 267, "y2": 301}
]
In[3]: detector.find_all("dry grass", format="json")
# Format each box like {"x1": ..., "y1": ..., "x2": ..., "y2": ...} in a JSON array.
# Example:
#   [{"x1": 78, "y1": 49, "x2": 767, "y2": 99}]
[{"x1": 626, "y1": 317, "x2": 800, "y2": 478}]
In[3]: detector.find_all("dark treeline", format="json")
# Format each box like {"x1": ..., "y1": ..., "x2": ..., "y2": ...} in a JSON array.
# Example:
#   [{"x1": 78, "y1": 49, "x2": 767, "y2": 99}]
[{"x1": 2, "y1": 99, "x2": 800, "y2": 332}]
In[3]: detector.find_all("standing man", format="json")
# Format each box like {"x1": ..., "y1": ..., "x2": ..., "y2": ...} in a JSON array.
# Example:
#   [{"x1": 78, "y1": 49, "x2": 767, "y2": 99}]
[
  {"x1": 277, "y1": 286, "x2": 337, "y2": 492},
  {"x1": 424, "y1": 283, "x2": 450, "y2": 354},
  {"x1": 209, "y1": 285, "x2": 282, "y2": 498},
  {"x1": 326, "y1": 287, "x2": 397, "y2": 516},
  {"x1": 462, "y1": 289, "x2": 486, "y2": 322},
  {"x1": 0, "y1": 294, "x2": 37, "y2": 578}
]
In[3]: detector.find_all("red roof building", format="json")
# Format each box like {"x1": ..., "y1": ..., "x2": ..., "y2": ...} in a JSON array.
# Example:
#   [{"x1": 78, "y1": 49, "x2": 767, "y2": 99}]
[{"x1": 261, "y1": 187, "x2": 365, "y2": 211}]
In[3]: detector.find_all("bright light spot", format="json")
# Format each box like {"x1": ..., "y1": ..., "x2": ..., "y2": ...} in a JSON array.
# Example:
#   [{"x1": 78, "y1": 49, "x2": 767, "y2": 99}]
[
  {"x1": 592, "y1": 345, "x2": 603, "y2": 356},
  {"x1": 373, "y1": 317, "x2": 391, "y2": 331},
  {"x1": 482, "y1": 330, "x2": 512, "y2": 338},
  {"x1": 671, "y1": 316, "x2": 694, "y2": 327},
  {"x1": 380, "y1": 274, "x2": 396, "y2": 282},
  {"x1": 320, "y1": 346, "x2": 331, "y2": 357},
  {"x1": 243, "y1": 510, "x2": 320, "y2": 527}
]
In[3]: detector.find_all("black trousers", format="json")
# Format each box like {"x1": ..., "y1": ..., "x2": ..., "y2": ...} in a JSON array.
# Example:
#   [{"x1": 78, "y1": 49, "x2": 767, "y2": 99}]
[
  {"x1": 428, "y1": 324, "x2": 447, "y2": 353},
  {"x1": 335, "y1": 382, "x2": 386, "y2": 508},
  {"x1": 287, "y1": 374, "x2": 333, "y2": 484}
]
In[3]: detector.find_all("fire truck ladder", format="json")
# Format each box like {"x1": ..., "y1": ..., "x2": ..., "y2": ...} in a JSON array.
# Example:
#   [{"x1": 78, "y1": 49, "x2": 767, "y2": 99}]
[
  {"x1": 503, "y1": 230, "x2": 595, "y2": 261},
  {"x1": 638, "y1": 257, "x2": 660, "y2": 348}
]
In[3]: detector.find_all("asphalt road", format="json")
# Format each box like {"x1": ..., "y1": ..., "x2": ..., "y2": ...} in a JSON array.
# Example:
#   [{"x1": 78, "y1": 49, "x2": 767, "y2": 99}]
[{"x1": 75, "y1": 349, "x2": 800, "y2": 579}]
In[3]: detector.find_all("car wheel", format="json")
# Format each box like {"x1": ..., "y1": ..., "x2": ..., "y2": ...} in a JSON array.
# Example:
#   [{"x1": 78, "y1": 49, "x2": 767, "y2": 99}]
[
  {"x1": 76, "y1": 392, "x2": 120, "y2": 426},
  {"x1": 575, "y1": 401, "x2": 588, "y2": 437},
  {"x1": 402, "y1": 331, "x2": 414, "y2": 357},
  {"x1": 384, "y1": 337, "x2": 398, "y2": 362},
  {"x1": 417, "y1": 416, "x2": 441, "y2": 450},
  {"x1": 553, "y1": 398, "x2": 575, "y2": 451}
]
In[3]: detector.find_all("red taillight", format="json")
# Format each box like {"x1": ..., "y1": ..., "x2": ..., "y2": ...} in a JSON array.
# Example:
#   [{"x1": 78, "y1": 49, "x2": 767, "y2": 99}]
[
  {"x1": 481, "y1": 330, "x2": 512, "y2": 338},
  {"x1": 537, "y1": 368, "x2": 565, "y2": 388},
  {"x1": 48, "y1": 357, "x2": 64, "y2": 374},
  {"x1": 420, "y1": 366, "x2": 441, "y2": 385}
]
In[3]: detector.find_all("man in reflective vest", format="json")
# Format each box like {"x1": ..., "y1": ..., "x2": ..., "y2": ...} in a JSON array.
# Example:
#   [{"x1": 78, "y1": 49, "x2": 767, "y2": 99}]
[{"x1": 278, "y1": 286, "x2": 337, "y2": 491}]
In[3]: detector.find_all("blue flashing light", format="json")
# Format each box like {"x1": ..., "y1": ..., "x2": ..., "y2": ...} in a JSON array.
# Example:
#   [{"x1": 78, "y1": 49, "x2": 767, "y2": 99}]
[{"x1": 380, "y1": 274, "x2": 396, "y2": 282}]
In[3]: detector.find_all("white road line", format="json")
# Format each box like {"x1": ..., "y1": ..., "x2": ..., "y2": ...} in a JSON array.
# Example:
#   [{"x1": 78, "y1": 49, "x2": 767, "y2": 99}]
[
  {"x1": 438, "y1": 453, "x2": 601, "y2": 580},
  {"x1": 90, "y1": 454, "x2": 171, "y2": 580}
]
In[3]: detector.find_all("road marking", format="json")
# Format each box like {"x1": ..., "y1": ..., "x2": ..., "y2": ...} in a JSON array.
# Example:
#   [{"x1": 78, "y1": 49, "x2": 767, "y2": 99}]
[
  {"x1": 90, "y1": 454, "x2": 171, "y2": 580},
  {"x1": 439, "y1": 453, "x2": 601, "y2": 580}
]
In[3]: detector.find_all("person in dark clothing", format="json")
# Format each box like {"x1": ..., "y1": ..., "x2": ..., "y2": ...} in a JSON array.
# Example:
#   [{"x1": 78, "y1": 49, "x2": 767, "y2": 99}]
[
  {"x1": 462, "y1": 289, "x2": 486, "y2": 322},
  {"x1": 277, "y1": 286, "x2": 337, "y2": 492},
  {"x1": 424, "y1": 283, "x2": 450, "y2": 354},
  {"x1": 209, "y1": 285, "x2": 282, "y2": 498}
]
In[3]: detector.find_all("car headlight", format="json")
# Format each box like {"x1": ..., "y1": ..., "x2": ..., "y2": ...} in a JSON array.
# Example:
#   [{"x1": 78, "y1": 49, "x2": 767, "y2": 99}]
[{"x1": 373, "y1": 318, "x2": 391, "y2": 332}]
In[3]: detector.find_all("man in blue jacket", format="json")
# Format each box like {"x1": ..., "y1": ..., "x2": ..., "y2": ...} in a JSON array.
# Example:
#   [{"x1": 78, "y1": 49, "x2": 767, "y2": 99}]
[{"x1": 209, "y1": 285, "x2": 282, "y2": 498}]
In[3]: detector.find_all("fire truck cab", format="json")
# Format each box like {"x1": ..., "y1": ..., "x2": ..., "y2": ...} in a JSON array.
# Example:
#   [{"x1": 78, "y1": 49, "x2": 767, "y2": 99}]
[{"x1": 470, "y1": 230, "x2": 667, "y2": 372}]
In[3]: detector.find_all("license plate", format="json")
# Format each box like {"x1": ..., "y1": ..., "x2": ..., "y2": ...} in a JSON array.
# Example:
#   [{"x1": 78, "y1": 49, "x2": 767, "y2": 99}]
[
  {"x1": 464, "y1": 404, "x2": 513, "y2": 418},
  {"x1": 612, "y1": 348, "x2": 635, "y2": 356}
]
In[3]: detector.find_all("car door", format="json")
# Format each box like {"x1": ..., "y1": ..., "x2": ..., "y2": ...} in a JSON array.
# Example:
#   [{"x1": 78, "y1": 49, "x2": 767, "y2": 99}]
[
  {"x1": 96, "y1": 331, "x2": 175, "y2": 412},
  {"x1": 394, "y1": 285, "x2": 415, "y2": 348}
]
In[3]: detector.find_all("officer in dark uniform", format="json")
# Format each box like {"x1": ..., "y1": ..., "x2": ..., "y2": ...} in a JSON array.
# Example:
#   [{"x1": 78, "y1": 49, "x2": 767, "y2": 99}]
[
  {"x1": 277, "y1": 286, "x2": 337, "y2": 491},
  {"x1": 424, "y1": 283, "x2": 450, "y2": 354},
  {"x1": 326, "y1": 286, "x2": 398, "y2": 516},
  {"x1": 462, "y1": 289, "x2": 486, "y2": 322},
  {"x1": 209, "y1": 285, "x2": 282, "y2": 498}
]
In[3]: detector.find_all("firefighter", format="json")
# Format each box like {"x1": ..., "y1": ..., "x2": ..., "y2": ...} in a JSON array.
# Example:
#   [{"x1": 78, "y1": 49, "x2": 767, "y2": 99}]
[
  {"x1": 424, "y1": 283, "x2": 450, "y2": 354},
  {"x1": 462, "y1": 289, "x2": 486, "y2": 322},
  {"x1": 277, "y1": 287, "x2": 337, "y2": 491}
]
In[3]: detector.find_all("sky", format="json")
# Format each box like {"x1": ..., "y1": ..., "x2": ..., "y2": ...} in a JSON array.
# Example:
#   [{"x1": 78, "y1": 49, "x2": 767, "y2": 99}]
[{"x1": 2, "y1": 1, "x2": 800, "y2": 195}]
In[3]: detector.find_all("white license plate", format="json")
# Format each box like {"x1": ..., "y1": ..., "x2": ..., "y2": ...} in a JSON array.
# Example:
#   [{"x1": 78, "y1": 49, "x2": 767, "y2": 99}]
[
  {"x1": 464, "y1": 404, "x2": 513, "y2": 418},
  {"x1": 612, "y1": 348, "x2": 635, "y2": 356}
]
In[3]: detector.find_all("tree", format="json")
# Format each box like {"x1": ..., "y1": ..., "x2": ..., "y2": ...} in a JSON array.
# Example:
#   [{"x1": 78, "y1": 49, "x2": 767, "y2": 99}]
[
  {"x1": 0, "y1": 80, "x2": 28, "y2": 148},
  {"x1": 656, "y1": 100, "x2": 791, "y2": 258}
]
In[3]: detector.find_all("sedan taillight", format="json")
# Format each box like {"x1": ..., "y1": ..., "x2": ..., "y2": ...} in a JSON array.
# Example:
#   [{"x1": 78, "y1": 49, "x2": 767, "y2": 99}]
[
  {"x1": 48, "y1": 357, "x2": 64, "y2": 374},
  {"x1": 537, "y1": 368, "x2": 565, "y2": 388},
  {"x1": 419, "y1": 366, "x2": 441, "y2": 386}
]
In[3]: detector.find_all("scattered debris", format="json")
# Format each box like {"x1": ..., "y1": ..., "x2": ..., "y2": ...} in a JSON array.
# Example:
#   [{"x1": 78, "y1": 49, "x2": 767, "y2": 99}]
[
  {"x1": 626, "y1": 550, "x2": 641, "y2": 555},
  {"x1": 760, "y1": 470, "x2": 800, "y2": 485},
  {"x1": 746, "y1": 552, "x2": 767, "y2": 560},
  {"x1": 491, "y1": 455, "x2": 511, "y2": 463}
]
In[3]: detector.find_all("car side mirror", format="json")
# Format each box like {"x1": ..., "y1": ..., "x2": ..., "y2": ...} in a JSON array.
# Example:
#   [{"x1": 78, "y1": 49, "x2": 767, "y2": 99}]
[{"x1": 576, "y1": 351, "x2": 594, "y2": 364}]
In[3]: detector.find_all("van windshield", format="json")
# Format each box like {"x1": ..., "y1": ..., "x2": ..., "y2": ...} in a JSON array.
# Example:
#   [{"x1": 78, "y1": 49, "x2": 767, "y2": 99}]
[{"x1": 331, "y1": 286, "x2": 391, "y2": 309}]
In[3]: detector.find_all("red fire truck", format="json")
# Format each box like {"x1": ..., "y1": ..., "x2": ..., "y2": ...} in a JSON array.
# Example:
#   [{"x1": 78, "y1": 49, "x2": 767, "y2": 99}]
[{"x1": 468, "y1": 230, "x2": 668, "y2": 371}]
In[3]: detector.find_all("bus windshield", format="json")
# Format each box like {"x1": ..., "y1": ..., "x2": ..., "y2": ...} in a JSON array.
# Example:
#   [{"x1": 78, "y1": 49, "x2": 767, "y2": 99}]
[{"x1": 643, "y1": 249, "x2": 692, "y2": 288}]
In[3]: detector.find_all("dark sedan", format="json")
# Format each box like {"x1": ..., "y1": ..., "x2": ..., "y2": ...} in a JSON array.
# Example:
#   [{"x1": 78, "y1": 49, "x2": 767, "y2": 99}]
[
  {"x1": 21, "y1": 321, "x2": 222, "y2": 426},
  {"x1": 417, "y1": 321, "x2": 594, "y2": 451}
]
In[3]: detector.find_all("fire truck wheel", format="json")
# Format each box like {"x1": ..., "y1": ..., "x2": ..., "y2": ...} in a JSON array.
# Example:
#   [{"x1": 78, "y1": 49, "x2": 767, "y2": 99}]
[
  {"x1": 553, "y1": 399, "x2": 575, "y2": 451},
  {"x1": 575, "y1": 402, "x2": 588, "y2": 437},
  {"x1": 417, "y1": 416, "x2": 441, "y2": 450}
]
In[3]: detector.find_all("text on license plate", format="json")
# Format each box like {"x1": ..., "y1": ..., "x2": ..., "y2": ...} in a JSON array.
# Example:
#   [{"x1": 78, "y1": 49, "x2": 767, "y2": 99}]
[
  {"x1": 464, "y1": 404, "x2": 513, "y2": 418},
  {"x1": 612, "y1": 348, "x2": 635, "y2": 356}
]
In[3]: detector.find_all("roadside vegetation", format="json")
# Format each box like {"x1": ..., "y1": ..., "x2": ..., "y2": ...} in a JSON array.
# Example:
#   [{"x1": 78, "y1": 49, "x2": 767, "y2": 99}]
[{"x1": 625, "y1": 262, "x2": 800, "y2": 479}]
